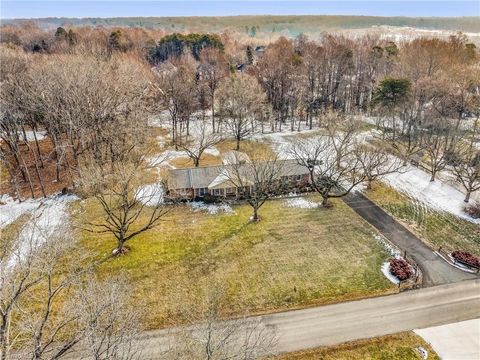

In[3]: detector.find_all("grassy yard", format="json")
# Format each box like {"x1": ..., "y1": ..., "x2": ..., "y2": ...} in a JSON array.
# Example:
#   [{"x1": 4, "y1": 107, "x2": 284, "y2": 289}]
[
  {"x1": 366, "y1": 183, "x2": 480, "y2": 256},
  {"x1": 80, "y1": 195, "x2": 395, "y2": 329},
  {"x1": 273, "y1": 332, "x2": 439, "y2": 360},
  {"x1": 216, "y1": 139, "x2": 275, "y2": 158}
]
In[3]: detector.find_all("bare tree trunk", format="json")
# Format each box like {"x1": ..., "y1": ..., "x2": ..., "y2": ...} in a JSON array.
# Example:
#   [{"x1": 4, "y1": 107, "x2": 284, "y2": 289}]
[
  {"x1": 252, "y1": 206, "x2": 259, "y2": 221},
  {"x1": 465, "y1": 190, "x2": 471, "y2": 203},
  {"x1": 19, "y1": 152, "x2": 35, "y2": 198},
  {"x1": 321, "y1": 196, "x2": 329, "y2": 208},
  {"x1": 32, "y1": 129, "x2": 45, "y2": 168}
]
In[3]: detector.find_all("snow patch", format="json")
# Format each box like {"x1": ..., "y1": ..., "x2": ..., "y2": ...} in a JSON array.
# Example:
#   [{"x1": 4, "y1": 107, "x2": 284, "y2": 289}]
[
  {"x1": 5, "y1": 194, "x2": 78, "y2": 267},
  {"x1": 21, "y1": 130, "x2": 47, "y2": 142},
  {"x1": 381, "y1": 262, "x2": 400, "y2": 284},
  {"x1": 0, "y1": 195, "x2": 40, "y2": 229},
  {"x1": 189, "y1": 202, "x2": 234, "y2": 215},
  {"x1": 135, "y1": 184, "x2": 164, "y2": 207},
  {"x1": 374, "y1": 234, "x2": 401, "y2": 258},
  {"x1": 283, "y1": 197, "x2": 319, "y2": 209},
  {"x1": 382, "y1": 164, "x2": 480, "y2": 223},
  {"x1": 204, "y1": 146, "x2": 220, "y2": 157}
]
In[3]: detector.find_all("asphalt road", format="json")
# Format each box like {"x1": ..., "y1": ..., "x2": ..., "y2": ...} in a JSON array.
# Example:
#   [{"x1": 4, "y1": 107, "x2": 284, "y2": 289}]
[
  {"x1": 136, "y1": 279, "x2": 480, "y2": 358},
  {"x1": 343, "y1": 191, "x2": 478, "y2": 286}
]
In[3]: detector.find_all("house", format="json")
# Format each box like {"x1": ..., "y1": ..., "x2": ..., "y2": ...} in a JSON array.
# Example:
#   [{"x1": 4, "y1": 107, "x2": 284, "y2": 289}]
[
  {"x1": 166, "y1": 159, "x2": 311, "y2": 200},
  {"x1": 152, "y1": 61, "x2": 177, "y2": 77}
]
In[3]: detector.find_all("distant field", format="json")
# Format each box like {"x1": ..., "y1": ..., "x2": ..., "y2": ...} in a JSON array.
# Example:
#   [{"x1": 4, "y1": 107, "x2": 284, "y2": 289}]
[
  {"x1": 6, "y1": 15, "x2": 480, "y2": 35},
  {"x1": 273, "y1": 332, "x2": 439, "y2": 360},
  {"x1": 80, "y1": 195, "x2": 394, "y2": 329},
  {"x1": 366, "y1": 183, "x2": 480, "y2": 256}
]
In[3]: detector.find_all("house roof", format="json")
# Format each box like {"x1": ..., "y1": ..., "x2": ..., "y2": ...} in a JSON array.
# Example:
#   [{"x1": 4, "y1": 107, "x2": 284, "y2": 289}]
[{"x1": 167, "y1": 159, "x2": 308, "y2": 190}]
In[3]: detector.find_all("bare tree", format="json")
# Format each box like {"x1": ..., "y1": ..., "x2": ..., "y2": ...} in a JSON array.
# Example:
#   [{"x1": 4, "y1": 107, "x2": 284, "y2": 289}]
[
  {"x1": 1, "y1": 217, "x2": 143, "y2": 360},
  {"x1": 78, "y1": 148, "x2": 168, "y2": 255},
  {"x1": 74, "y1": 276, "x2": 143, "y2": 360},
  {"x1": 217, "y1": 74, "x2": 266, "y2": 151},
  {"x1": 356, "y1": 145, "x2": 404, "y2": 190},
  {"x1": 452, "y1": 118, "x2": 480, "y2": 202},
  {"x1": 170, "y1": 285, "x2": 277, "y2": 360},
  {"x1": 422, "y1": 118, "x2": 455, "y2": 182},
  {"x1": 154, "y1": 64, "x2": 198, "y2": 145},
  {"x1": 199, "y1": 48, "x2": 228, "y2": 133},
  {"x1": 224, "y1": 151, "x2": 284, "y2": 221},
  {"x1": 175, "y1": 119, "x2": 222, "y2": 167},
  {"x1": 290, "y1": 135, "x2": 367, "y2": 208},
  {"x1": 1, "y1": 219, "x2": 83, "y2": 360}
]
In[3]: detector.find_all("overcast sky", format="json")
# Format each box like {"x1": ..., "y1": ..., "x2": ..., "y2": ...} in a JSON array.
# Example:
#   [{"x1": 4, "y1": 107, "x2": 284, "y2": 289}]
[{"x1": 1, "y1": 1, "x2": 479, "y2": 19}]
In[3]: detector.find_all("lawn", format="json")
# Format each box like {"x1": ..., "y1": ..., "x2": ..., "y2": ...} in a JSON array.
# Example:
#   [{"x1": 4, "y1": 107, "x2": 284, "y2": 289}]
[
  {"x1": 216, "y1": 139, "x2": 275, "y2": 158},
  {"x1": 273, "y1": 332, "x2": 439, "y2": 360},
  {"x1": 366, "y1": 182, "x2": 480, "y2": 256},
  {"x1": 80, "y1": 195, "x2": 395, "y2": 329}
]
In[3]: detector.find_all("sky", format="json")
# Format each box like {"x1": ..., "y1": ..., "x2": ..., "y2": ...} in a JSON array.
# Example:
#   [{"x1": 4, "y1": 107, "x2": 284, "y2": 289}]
[{"x1": 1, "y1": 1, "x2": 479, "y2": 19}]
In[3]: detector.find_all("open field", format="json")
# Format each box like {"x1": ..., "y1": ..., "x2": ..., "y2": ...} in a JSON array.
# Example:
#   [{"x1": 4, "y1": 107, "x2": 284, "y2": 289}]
[
  {"x1": 79, "y1": 195, "x2": 395, "y2": 329},
  {"x1": 273, "y1": 332, "x2": 439, "y2": 360},
  {"x1": 366, "y1": 183, "x2": 480, "y2": 256}
]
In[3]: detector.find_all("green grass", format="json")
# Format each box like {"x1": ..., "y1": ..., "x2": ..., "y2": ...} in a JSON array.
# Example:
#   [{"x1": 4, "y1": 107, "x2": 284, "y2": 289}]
[
  {"x1": 273, "y1": 332, "x2": 439, "y2": 360},
  {"x1": 366, "y1": 183, "x2": 480, "y2": 256},
  {"x1": 80, "y1": 195, "x2": 395, "y2": 329}
]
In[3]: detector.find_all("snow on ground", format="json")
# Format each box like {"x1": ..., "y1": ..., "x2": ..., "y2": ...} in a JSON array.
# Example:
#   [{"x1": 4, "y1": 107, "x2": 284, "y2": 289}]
[
  {"x1": 0, "y1": 195, "x2": 41, "y2": 229},
  {"x1": 135, "y1": 184, "x2": 164, "y2": 207},
  {"x1": 374, "y1": 234, "x2": 402, "y2": 284},
  {"x1": 381, "y1": 262, "x2": 400, "y2": 284},
  {"x1": 2, "y1": 194, "x2": 78, "y2": 267},
  {"x1": 148, "y1": 145, "x2": 221, "y2": 170},
  {"x1": 382, "y1": 164, "x2": 480, "y2": 223},
  {"x1": 283, "y1": 196, "x2": 319, "y2": 209},
  {"x1": 204, "y1": 146, "x2": 220, "y2": 157},
  {"x1": 374, "y1": 234, "x2": 401, "y2": 258},
  {"x1": 21, "y1": 130, "x2": 47, "y2": 142},
  {"x1": 148, "y1": 149, "x2": 189, "y2": 168},
  {"x1": 189, "y1": 201, "x2": 234, "y2": 215}
]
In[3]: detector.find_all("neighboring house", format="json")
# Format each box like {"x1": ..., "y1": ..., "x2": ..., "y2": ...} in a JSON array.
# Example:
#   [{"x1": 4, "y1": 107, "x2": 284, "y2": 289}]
[
  {"x1": 166, "y1": 159, "x2": 310, "y2": 200},
  {"x1": 253, "y1": 46, "x2": 265, "y2": 64},
  {"x1": 152, "y1": 61, "x2": 177, "y2": 77}
]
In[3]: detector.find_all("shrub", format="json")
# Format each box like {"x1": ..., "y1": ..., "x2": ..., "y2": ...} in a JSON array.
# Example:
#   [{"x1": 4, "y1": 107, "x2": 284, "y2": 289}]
[
  {"x1": 389, "y1": 258, "x2": 413, "y2": 281},
  {"x1": 464, "y1": 202, "x2": 480, "y2": 219},
  {"x1": 451, "y1": 250, "x2": 480, "y2": 268}
]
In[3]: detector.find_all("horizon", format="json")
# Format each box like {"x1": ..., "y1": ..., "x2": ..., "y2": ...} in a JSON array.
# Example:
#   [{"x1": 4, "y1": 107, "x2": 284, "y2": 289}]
[{"x1": 2, "y1": 1, "x2": 479, "y2": 20}]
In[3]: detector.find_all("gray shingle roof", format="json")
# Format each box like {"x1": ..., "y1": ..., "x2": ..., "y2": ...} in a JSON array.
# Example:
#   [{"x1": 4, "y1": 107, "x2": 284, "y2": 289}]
[{"x1": 167, "y1": 160, "x2": 309, "y2": 190}]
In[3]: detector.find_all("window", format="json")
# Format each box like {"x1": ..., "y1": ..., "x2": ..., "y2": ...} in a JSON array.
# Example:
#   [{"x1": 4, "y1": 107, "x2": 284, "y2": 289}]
[
  {"x1": 226, "y1": 187, "x2": 236, "y2": 194},
  {"x1": 199, "y1": 188, "x2": 207, "y2": 196}
]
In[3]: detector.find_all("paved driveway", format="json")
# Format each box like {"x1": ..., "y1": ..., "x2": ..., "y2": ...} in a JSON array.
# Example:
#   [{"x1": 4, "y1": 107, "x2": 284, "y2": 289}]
[
  {"x1": 344, "y1": 191, "x2": 478, "y2": 286},
  {"x1": 415, "y1": 318, "x2": 480, "y2": 360}
]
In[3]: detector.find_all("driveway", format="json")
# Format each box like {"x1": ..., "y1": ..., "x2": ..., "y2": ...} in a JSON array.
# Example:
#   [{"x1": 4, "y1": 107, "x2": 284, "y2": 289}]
[
  {"x1": 415, "y1": 318, "x2": 480, "y2": 360},
  {"x1": 136, "y1": 280, "x2": 480, "y2": 358},
  {"x1": 343, "y1": 191, "x2": 478, "y2": 286}
]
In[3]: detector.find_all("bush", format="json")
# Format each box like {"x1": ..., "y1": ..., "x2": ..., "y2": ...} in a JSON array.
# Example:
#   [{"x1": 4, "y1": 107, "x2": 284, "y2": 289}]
[
  {"x1": 451, "y1": 250, "x2": 480, "y2": 268},
  {"x1": 464, "y1": 202, "x2": 480, "y2": 219},
  {"x1": 389, "y1": 258, "x2": 413, "y2": 281}
]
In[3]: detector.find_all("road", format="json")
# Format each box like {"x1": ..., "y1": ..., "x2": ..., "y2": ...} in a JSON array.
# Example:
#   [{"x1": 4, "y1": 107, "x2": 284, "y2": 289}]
[
  {"x1": 136, "y1": 279, "x2": 480, "y2": 358},
  {"x1": 343, "y1": 191, "x2": 478, "y2": 286}
]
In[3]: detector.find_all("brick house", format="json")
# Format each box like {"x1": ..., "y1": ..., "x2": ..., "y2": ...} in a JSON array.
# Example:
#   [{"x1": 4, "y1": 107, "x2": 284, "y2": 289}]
[{"x1": 166, "y1": 159, "x2": 310, "y2": 200}]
